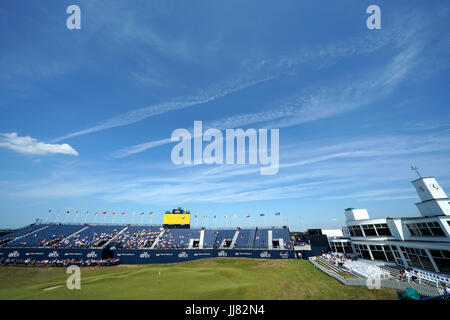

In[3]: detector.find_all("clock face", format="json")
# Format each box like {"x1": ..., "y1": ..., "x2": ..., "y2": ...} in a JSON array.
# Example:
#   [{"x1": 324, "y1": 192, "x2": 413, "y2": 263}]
[{"x1": 430, "y1": 183, "x2": 439, "y2": 190}]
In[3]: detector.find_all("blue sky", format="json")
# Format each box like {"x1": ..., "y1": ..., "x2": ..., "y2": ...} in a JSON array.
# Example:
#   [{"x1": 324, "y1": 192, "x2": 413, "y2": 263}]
[{"x1": 1, "y1": 1, "x2": 450, "y2": 230}]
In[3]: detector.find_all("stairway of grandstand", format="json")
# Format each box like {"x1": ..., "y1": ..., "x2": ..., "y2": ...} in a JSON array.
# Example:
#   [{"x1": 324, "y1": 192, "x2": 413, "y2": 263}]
[
  {"x1": 311, "y1": 256, "x2": 447, "y2": 297},
  {"x1": 315, "y1": 256, "x2": 356, "y2": 278},
  {"x1": 319, "y1": 253, "x2": 450, "y2": 288},
  {"x1": 0, "y1": 223, "x2": 293, "y2": 250},
  {"x1": 378, "y1": 265, "x2": 403, "y2": 278}
]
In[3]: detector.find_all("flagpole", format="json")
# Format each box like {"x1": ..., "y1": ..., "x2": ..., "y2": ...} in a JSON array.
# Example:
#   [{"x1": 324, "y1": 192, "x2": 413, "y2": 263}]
[{"x1": 44, "y1": 210, "x2": 51, "y2": 223}]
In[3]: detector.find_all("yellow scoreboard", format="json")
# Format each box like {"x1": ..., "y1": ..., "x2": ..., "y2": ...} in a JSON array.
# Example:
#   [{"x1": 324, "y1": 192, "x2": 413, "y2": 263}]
[{"x1": 163, "y1": 213, "x2": 191, "y2": 225}]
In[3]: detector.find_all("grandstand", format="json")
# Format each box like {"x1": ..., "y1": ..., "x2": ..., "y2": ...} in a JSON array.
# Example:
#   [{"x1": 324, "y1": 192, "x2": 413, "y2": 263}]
[
  {"x1": 0, "y1": 222, "x2": 295, "y2": 265},
  {"x1": 61, "y1": 225, "x2": 124, "y2": 248},
  {"x1": 202, "y1": 229, "x2": 236, "y2": 248},
  {"x1": 5, "y1": 224, "x2": 84, "y2": 247}
]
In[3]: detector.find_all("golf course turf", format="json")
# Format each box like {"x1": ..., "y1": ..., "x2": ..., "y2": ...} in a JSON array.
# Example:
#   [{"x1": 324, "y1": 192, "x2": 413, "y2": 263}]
[{"x1": 0, "y1": 258, "x2": 397, "y2": 299}]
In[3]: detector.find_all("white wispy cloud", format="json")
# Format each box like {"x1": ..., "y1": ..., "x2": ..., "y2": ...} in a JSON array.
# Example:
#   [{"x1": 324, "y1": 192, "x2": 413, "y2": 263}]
[
  {"x1": 113, "y1": 40, "x2": 420, "y2": 159},
  {"x1": 321, "y1": 188, "x2": 416, "y2": 201},
  {"x1": 52, "y1": 76, "x2": 273, "y2": 143},
  {"x1": 0, "y1": 132, "x2": 78, "y2": 156},
  {"x1": 6, "y1": 132, "x2": 450, "y2": 206},
  {"x1": 112, "y1": 109, "x2": 287, "y2": 158},
  {"x1": 53, "y1": 14, "x2": 406, "y2": 146}
]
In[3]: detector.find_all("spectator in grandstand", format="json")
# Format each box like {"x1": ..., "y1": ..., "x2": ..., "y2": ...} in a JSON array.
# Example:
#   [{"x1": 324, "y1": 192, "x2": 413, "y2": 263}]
[
  {"x1": 398, "y1": 268, "x2": 407, "y2": 281},
  {"x1": 411, "y1": 270, "x2": 419, "y2": 283},
  {"x1": 441, "y1": 283, "x2": 450, "y2": 295},
  {"x1": 0, "y1": 257, "x2": 120, "y2": 267}
]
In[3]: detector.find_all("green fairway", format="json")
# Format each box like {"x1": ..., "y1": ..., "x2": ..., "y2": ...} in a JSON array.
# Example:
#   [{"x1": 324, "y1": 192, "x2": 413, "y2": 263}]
[{"x1": 0, "y1": 258, "x2": 397, "y2": 300}]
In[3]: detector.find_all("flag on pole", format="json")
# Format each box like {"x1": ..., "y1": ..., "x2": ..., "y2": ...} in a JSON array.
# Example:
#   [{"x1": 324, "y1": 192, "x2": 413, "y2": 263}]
[
  {"x1": 246, "y1": 214, "x2": 251, "y2": 218},
  {"x1": 112, "y1": 211, "x2": 117, "y2": 215},
  {"x1": 224, "y1": 215, "x2": 227, "y2": 219},
  {"x1": 194, "y1": 214, "x2": 198, "y2": 218},
  {"x1": 122, "y1": 212, "x2": 126, "y2": 215},
  {"x1": 203, "y1": 216, "x2": 207, "y2": 219},
  {"x1": 103, "y1": 211, "x2": 107, "y2": 215},
  {"x1": 85, "y1": 211, "x2": 89, "y2": 215},
  {"x1": 149, "y1": 212, "x2": 154, "y2": 215},
  {"x1": 140, "y1": 212, "x2": 144, "y2": 215}
]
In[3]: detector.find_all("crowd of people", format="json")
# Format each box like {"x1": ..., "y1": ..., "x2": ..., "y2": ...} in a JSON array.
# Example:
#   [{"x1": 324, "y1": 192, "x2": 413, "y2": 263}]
[
  {"x1": 3, "y1": 224, "x2": 294, "y2": 250},
  {"x1": 62, "y1": 229, "x2": 121, "y2": 248},
  {"x1": 154, "y1": 229, "x2": 197, "y2": 249},
  {"x1": 110, "y1": 227, "x2": 160, "y2": 249},
  {"x1": 0, "y1": 257, "x2": 120, "y2": 267},
  {"x1": 397, "y1": 268, "x2": 430, "y2": 284},
  {"x1": 322, "y1": 252, "x2": 354, "y2": 268}
]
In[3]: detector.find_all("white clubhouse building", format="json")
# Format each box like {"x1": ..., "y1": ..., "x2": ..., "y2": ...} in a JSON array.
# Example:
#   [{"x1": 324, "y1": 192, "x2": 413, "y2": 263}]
[{"x1": 328, "y1": 175, "x2": 450, "y2": 275}]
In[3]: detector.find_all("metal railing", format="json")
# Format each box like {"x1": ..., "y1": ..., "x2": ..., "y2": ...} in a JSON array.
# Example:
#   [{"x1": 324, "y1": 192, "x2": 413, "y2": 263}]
[{"x1": 309, "y1": 256, "x2": 443, "y2": 297}]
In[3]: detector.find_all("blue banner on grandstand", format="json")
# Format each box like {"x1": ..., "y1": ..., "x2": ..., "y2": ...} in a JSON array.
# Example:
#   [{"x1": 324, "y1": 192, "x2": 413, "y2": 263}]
[
  {"x1": 0, "y1": 248, "x2": 294, "y2": 264},
  {"x1": 113, "y1": 249, "x2": 295, "y2": 264},
  {"x1": 0, "y1": 248, "x2": 103, "y2": 260}
]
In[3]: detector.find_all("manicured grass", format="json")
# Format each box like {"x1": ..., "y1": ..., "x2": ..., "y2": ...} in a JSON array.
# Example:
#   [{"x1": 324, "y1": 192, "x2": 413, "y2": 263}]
[{"x1": 0, "y1": 258, "x2": 397, "y2": 300}]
